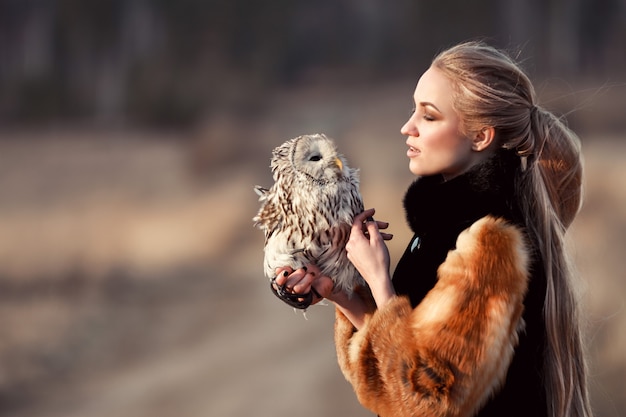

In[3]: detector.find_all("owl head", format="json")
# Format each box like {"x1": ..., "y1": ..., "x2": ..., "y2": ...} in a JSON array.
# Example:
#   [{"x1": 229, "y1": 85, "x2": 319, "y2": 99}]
[{"x1": 272, "y1": 134, "x2": 347, "y2": 184}]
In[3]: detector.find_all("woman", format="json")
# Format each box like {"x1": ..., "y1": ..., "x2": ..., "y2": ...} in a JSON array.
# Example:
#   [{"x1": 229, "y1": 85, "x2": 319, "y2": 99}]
[{"x1": 274, "y1": 42, "x2": 593, "y2": 417}]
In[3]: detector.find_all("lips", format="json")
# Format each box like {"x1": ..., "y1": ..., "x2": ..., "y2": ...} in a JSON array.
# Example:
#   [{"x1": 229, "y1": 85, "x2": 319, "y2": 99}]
[{"x1": 406, "y1": 142, "x2": 420, "y2": 158}]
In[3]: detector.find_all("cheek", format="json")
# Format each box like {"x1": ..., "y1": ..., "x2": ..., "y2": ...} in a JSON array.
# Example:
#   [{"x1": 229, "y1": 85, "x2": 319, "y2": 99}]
[
  {"x1": 427, "y1": 133, "x2": 473, "y2": 168},
  {"x1": 425, "y1": 128, "x2": 465, "y2": 153},
  {"x1": 439, "y1": 126, "x2": 471, "y2": 153}
]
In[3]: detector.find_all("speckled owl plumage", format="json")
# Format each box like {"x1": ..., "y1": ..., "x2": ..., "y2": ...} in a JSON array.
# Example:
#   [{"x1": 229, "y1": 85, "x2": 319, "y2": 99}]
[{"x1": 253, "y1": 133, "x2": 365, "y2": 295}]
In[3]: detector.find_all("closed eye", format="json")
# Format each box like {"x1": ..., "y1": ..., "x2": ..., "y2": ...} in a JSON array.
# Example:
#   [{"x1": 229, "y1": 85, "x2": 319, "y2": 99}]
[{"x1": 309, "y1": 154, "x2": 322, "y2": 161}]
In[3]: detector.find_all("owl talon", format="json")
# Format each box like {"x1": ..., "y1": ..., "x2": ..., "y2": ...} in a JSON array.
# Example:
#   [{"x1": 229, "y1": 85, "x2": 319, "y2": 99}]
[{"x1": 270, "y1": 276, "x2": 313, "y2": 309}]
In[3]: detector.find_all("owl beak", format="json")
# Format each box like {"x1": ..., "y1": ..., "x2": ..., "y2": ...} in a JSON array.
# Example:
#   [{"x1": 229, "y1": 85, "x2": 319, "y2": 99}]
[{"x1": 334, "y1": 157, "x2": 343, "y2": 171}]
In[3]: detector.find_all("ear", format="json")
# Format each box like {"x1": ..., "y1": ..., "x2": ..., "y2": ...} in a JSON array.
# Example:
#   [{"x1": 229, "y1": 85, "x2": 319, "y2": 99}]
[{"x1": 472, "y1": 127, "x2": 495, "y2": 152}]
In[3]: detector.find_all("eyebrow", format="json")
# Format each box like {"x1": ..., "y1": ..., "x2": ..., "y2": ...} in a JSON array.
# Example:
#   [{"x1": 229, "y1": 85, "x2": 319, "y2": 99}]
[{"x1": 418, "y1": 101, "x2": 441, "y2": 112}]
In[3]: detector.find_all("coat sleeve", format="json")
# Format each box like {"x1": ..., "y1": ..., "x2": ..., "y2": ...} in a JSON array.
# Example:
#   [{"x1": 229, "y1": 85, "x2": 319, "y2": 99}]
[{"x1": 334, "y1": 216, "x2": 530, "y2": 417}]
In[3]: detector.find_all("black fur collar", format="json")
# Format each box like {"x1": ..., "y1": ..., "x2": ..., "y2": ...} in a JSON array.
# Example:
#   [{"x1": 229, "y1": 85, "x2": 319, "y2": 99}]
[{"x1": 403, "y1": 149, "x2": 520, "y2": 235}]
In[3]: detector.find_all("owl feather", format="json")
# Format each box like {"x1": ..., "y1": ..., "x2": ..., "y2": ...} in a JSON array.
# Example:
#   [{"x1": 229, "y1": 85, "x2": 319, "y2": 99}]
[{"x1": 253, "y1": 133, "x2": 365, "y2": 295}]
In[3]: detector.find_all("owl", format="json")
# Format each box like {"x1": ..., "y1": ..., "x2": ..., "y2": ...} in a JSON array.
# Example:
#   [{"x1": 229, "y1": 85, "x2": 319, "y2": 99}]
[{"x1": 253, "y1": 134, "x2": 365, "y2": 305}]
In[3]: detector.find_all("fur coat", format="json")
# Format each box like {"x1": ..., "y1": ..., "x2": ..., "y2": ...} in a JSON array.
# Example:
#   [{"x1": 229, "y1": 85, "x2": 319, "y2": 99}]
[{"x1": 334, "y1": 151, "x2": 548, "y2": 417}]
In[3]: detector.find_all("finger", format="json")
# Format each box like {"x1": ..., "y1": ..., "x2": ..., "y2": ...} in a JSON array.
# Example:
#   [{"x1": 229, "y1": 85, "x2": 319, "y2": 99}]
[
  {"x1": 352, "y1": 208, "x2": 376, "y2": 227},
  {"x1": 275, "y1": 266, "x2": 293, "y2": 276},
  {"x1": 380, "y1": 232, "x2": 394, "y2": 241},
  {"x1": 275, "y1": 266, "x2": 304, "y2": 288},
  {"x1": 284, "y1": 266, "x2": 309, "y2": 290},
  {"x1": 293, "y1": 270, "x2": 316, "y2": 293},
  {"x1": 376, "y1": 221, "x2": 390, "y2": 230},
  {"x1": 365, "y1": 217, "x2": 381, "y2": 236},
  {"x1": 274, "y1": 268, "x2": 292, "y2": 286}
]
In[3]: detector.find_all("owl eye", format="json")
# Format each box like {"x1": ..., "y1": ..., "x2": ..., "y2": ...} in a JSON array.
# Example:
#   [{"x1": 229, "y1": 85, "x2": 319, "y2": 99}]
[{"x1": 309, "y1": 154, "x2": 322, "y2": 162}]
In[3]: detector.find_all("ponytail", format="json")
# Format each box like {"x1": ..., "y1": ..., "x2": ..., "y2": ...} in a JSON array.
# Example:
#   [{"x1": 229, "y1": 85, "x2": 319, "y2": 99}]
[
  {"x1": 519, "y1": 107, "x2": 592, "y2": 417},
  {"x1": 526, "y1": 106, "x2": 583, "y2": 229}
]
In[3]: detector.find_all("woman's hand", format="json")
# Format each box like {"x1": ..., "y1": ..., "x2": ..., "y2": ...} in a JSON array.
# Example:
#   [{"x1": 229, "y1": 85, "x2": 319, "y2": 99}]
[
  {"x1": 273, "y1": 264, "x2": 374, "y2": 329},
  {"x1": 274, "y1": 264, "x2": 334, "y2": 306},
  {"x1": 346, "y1": 208, "x2": 396, "y2": 307}
]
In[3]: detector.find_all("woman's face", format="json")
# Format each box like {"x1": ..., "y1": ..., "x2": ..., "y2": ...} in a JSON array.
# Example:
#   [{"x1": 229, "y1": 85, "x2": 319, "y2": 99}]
[{"x1": 401, "y1": 67, "x2": 483, "y2": 180}]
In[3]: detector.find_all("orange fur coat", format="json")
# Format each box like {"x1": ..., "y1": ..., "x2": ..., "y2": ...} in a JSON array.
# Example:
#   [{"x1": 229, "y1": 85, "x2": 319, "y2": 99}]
[{"x1": 335, "y1": 216, "x2": 530, "y2": 417}]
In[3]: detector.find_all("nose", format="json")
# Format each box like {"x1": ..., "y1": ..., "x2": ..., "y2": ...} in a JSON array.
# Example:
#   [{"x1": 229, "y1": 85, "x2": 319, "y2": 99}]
[{"x1": 401, "y1": 114, "x2": 418, "y2": 137}]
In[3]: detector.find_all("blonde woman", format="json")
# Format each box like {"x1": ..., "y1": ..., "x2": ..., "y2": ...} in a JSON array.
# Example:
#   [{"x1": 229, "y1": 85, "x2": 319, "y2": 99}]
[{"x1": 275, "y1": 41, "x2": 593, "y2": 417}]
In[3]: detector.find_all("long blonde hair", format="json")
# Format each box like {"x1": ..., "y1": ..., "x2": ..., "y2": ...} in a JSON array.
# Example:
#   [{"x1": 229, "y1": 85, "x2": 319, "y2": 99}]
[{"x1": 432, "y1": 41, "x2": 593, "y2": 417}]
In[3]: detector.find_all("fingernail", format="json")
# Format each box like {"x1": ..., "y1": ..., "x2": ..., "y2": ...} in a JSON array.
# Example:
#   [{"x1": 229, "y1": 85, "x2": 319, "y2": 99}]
[
  {"x1": 366, "y1": 216, "x2": 375, "y2": 222},
  {"x1": 283, "y1": 270, "x2": 289, "y2": 277}
]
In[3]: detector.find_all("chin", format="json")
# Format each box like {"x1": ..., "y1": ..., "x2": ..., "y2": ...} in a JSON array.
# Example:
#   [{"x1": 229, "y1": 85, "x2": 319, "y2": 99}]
[{"x1": 409, "y1": 161, "x2": 426, "y2": 177}]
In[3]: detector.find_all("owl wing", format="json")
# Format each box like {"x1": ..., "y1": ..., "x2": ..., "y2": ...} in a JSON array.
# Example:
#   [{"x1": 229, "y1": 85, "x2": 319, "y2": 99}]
[
  {"x1": 306, "y1": 221, "x2": 362, "y2": 294},
  {"x1": 314, "y1": 222, "x2": 350, "y2": 266},
  {"x1": 254, "y1": 185, "x2": 269, "y2": 197},
  {"x1": 252, "y1": 185, "x2": 283, "y2": 243}
]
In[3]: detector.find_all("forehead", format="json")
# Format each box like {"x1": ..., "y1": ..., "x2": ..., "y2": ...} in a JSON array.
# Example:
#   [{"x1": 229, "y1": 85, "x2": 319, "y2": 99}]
[{"x1": 413, "y1": 67, "x2": 456, "y2": 106}]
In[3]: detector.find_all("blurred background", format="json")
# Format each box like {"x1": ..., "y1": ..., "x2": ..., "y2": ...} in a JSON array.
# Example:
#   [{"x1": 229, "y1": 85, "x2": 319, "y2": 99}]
[{"x1": 0, "y1": 1, "x2": 625, "y2": 416}]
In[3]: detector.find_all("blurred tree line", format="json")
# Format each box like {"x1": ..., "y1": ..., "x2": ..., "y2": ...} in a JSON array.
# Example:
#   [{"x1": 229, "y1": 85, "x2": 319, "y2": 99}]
[{"x1": 0, "y1": 0, "x2": 624, "y2": 128}]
